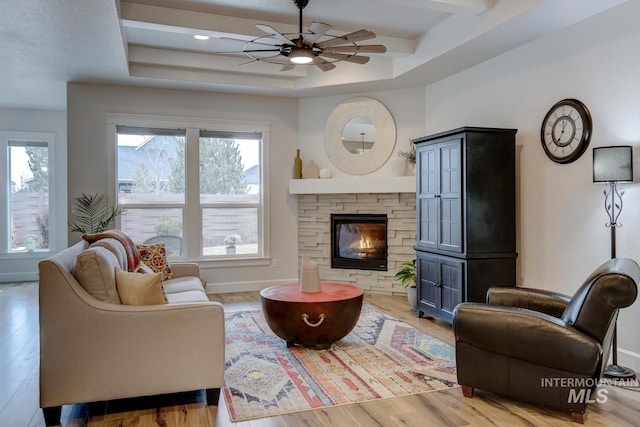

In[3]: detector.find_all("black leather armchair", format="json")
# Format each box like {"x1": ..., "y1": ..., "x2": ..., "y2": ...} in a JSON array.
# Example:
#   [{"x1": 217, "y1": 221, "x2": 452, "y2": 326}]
[{"x1": 453, "y1": 258, "x2": 639, "y2": 423}]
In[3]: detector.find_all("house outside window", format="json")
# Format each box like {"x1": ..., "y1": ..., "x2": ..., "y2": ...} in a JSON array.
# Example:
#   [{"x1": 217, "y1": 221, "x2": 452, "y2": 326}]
[
  {"x1": 110, "y1": 115, "x2": 269, "y2": 262},
  {"x1": 1, "y1": 132, "x2": 55, "y2": 254}
]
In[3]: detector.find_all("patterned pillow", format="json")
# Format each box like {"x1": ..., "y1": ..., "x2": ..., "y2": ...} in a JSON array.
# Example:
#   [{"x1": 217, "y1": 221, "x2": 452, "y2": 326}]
[{"x1": 136, "y1": 242, "x2": 174, "y2": 281}]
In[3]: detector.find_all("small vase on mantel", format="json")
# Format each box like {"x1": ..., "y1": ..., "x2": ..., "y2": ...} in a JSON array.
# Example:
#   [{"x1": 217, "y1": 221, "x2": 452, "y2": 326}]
[{"x1": 293, "y1": 149, "x2": 302, "y2": 179}]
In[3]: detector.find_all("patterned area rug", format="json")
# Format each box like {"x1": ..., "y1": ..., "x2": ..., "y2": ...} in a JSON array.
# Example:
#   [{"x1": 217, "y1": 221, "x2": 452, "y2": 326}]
[{"x1": 223, "y1": 304, "x2": 458, "y2": 422}]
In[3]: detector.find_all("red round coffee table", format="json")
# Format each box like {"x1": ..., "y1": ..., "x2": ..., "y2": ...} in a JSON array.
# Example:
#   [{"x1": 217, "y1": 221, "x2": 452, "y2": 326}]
[{"x1": 260, "y1": 282, "x2": 364, "y2": 349}]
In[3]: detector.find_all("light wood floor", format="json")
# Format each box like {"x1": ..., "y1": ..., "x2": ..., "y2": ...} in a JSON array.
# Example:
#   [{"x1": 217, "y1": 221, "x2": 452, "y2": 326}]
[{"x1": 1, "y1": 281, "x2": 639, "y2": 426}]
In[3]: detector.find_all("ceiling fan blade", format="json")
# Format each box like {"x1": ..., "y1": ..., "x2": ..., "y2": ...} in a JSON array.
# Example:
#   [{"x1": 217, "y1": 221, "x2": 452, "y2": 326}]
[
  {"x1": 323, "y1": 44, "x2": 386, "y2": 54},
  {"x1": 221, "y1": 37, "x2": 281, "y2": 47},
  {"x1": 316, "y1": 30, "x2": 376, "y2": 48},
  {"x1": 303, "y1": 22, "x2": 332, "y2": 45},
  {"x1": 280, "y1": 63, "x2": 296, "y2": 72},
  {"x1": 320, "y1": 52, "x2": 370, "y2": 64},
  {"x1": 240, "y1": 53, "x2": 284, "y2": 65},
  {"x1": 217, "y1": 49, "x2": 281, "y2": 54},
  {"x1": 313, "y1": 58, "x2": 336, "y2": 72},
  {"x1": 256, "y1": 24, "x2": 294, "y2": 46}
]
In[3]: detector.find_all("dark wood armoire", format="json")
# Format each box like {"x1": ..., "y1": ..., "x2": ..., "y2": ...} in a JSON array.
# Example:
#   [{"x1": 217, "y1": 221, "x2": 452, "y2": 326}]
[{"x1": 412, "y1": 127, "x2": 517, "y2": 322}]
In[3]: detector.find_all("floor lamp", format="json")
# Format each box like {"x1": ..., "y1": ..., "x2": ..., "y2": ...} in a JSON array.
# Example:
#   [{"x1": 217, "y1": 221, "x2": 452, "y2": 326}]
[{"x1": 593, "y1": 145, "x2": 635, "y2": 379}]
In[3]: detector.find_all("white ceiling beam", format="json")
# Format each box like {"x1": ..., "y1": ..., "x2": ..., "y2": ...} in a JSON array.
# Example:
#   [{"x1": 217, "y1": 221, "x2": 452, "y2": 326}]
[
  {"x1": 375, "y1": 0, "x2": 493, "y2": 15},
  {"x1": 128, "y1": 45, "x2": 308, "y2": 77},
  {"x1": 129, "y1": 63, "x2": 299, "y2": 90}
]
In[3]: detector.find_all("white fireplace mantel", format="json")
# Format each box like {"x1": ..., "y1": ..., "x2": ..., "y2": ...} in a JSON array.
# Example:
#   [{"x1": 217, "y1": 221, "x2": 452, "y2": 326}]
[{"x1": 288, "y1": 176, "x2": 415, "y2": 194}]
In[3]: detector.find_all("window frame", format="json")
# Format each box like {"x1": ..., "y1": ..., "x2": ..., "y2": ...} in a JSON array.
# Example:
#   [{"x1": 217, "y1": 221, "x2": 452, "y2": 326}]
[
  {"x1": 106, "y1": 113, "x2": 271, "y2": 267},
  {"x1": 0, "y1": 131, "x2": 56, "y2": 257}
]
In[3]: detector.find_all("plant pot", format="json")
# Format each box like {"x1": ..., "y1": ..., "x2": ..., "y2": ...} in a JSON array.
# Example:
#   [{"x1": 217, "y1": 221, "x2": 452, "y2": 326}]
[
  {"x1": 226, "y1": 246, "x2": 236, "y2": 255},
  {"x1": 407, "y1": 286, "x2": 417, "y2": 312}
]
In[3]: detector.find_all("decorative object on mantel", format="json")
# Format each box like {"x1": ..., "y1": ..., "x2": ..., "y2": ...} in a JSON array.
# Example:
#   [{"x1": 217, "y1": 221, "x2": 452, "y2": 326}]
[
  {"x1": 319, "y1": 168, "x2": 331, "y2": 178},
  {"x1": 301, "y1": 160, "x2": 320, "y2": 179},
  {"x1": 299, "y1": 255, "x2": 321, "y2": 293},
  {"x1": 593, "y1": 145, "x2": 635, "y2": 379},
  {"x1": 293, "y1": 149, "x2": 302, "y2": 179},
  {"x1": 324, "y1": 96, "x2": 396, "y2": 175},
  {"x1": 399, "y1": 142, "x2": 416, "y2": 164}
]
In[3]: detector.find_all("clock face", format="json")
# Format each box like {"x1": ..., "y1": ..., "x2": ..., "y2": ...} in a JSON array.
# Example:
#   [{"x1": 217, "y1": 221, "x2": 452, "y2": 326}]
[{"x1": 540, "y1": 99, "x2": 592, "y2": 164}]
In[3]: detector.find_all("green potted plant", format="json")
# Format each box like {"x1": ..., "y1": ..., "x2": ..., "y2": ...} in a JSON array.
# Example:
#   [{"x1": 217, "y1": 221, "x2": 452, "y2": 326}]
[
  {"x1": 224, "y1": 233, "x2": 242, "y2": 255},
  {"x1": 394, "y1": 259, "x2": 417, "y2": 311},
  {"x1": 68, "y1": 193, "x2": 125, "y2": 234},
  {"x1": 398, "y1": 143, "x2": 416, "y2": 175}
]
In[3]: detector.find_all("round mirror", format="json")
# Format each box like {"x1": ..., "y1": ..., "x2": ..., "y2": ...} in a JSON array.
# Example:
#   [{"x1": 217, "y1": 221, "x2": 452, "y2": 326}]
[
  {"x1": 324, "y1": 97, "x2": 396, "y2": 175},
  {"x1": 341, "y1": 117, "x2": 376, "y2": 154}
]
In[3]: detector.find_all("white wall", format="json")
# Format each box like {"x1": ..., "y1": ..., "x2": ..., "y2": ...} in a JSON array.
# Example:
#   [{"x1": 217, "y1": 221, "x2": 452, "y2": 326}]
[
  {"x1": 0, "y1": 107, "x2": 67, "y2": 281},
  {"x1": 67, "y1": 83, "x2": 300, "y2": 290},
  {"x1": 422, "y1": 1, "x2": 640, "y2": 370}
]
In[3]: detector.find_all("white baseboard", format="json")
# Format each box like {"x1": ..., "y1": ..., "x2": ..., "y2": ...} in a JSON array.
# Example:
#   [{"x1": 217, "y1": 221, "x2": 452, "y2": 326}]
[
  {"x1": 206, "y1": 278, "x2": 298, "y2": 294},
  {"x1": 617, "y1": 348, "x2": 640, "y2": 373}
]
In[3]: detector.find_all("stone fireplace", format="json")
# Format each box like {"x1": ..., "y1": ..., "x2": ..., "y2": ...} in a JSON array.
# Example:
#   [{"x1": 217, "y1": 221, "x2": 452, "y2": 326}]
[{"x1": 292, "y1": 177, "x2": 416, "y2": 295}]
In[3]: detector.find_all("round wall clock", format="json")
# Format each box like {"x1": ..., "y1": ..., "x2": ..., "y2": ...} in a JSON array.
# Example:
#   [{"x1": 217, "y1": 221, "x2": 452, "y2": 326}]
[{"x1": 540, "y1": 98, "x2": 592, "y2": 164}]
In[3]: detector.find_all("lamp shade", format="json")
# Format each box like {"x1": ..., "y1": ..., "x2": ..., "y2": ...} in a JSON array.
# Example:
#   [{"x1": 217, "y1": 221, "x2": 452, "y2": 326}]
[{"x1": 593, "y1": 146, "x2": 633, "y2": 182}]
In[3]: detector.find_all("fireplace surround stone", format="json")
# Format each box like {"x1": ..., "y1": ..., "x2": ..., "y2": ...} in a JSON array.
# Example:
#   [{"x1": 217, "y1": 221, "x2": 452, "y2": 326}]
[{"x1": 297, "y1": 192, "x2": 416, "y2": 295}]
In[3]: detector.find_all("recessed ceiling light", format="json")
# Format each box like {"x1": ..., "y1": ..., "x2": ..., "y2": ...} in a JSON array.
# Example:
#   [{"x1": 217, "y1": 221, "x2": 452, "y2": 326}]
[{"x1": 194, "y1": 35, "x2": 209, "y2": 41}]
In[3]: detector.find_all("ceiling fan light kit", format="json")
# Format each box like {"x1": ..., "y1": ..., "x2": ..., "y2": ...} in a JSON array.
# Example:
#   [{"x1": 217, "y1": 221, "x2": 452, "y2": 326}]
[
  {"x1": 289, "y1": 47, "x2": 314, "y2": 64},
  {"x1": 217, "y1": 0, "x2": 386, "y2": 72}
]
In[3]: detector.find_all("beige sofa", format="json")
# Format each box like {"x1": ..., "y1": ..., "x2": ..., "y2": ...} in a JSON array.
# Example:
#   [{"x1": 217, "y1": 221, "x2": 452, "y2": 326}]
[{"x1": 38, "y1": 239, "x2": 225, "y2": 426}]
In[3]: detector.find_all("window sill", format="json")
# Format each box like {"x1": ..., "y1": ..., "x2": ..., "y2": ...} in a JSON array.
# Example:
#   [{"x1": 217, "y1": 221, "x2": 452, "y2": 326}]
[{"x1": 0, "y1": 250, "x2": 51, "y2": 260}]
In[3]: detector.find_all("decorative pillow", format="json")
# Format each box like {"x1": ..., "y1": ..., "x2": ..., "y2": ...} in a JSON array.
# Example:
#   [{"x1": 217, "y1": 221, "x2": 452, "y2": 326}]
[
  {"x1": 82, "y1": 229, "x2": 139, "y2": 271},
  {"x1": 136, "y1": 242, "x2": 174, "y2": 281},
  {"x1": 134, "y1": 263, "x2": 155, "y2": 274},
  {"x1": 115, "y1": 268, "x2": 168, "y2": 305},
  {"x1": 72, "y1": 247, "x2": 122, "y2": 304}
]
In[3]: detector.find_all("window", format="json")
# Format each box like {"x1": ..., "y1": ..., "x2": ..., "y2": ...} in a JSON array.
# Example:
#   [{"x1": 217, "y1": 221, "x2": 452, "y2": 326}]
[
  {"x1": 112, "y1": 116, "x2": 268, "y2": 261},
  {"x1": 116, "y1": 127, "x2": 186, "y2": 248},
  {"x1": 200, "y1": 131, "x2": 261, "y2": 257},
  {"x1": 1, "y1": 132, "x2": 55, "y2": 254}
]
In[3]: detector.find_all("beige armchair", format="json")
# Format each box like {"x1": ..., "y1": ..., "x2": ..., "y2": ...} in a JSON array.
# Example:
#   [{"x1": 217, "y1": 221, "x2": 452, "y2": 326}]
[{"x1": 39, "y1": 241, "x2": 225, "y2": 425}]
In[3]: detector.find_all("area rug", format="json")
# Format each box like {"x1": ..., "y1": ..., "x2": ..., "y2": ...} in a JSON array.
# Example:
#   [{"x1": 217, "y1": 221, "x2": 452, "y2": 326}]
[{"x1": 223, "y1": 304, "x2": 458, "y2": 422}]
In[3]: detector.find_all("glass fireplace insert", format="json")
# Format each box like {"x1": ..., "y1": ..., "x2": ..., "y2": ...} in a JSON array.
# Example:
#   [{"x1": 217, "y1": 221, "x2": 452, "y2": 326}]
[{"x1": 330, "y1": 213, "x2": 388, "y2": 271}]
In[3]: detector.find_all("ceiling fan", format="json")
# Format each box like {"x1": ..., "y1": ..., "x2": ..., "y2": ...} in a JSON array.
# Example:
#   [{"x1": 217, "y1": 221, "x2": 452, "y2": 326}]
[{"x1": 217, "y1": 0, "x2": 386, "y2": 72}]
